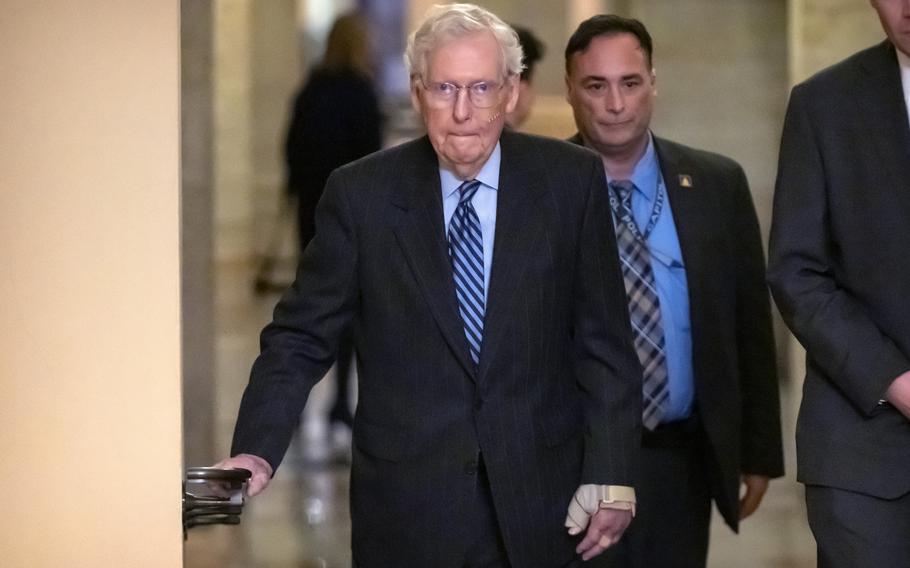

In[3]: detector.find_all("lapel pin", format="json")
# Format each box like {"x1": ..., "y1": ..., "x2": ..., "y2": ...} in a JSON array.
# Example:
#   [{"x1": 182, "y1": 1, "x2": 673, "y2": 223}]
[{"x1": 679, "y1": 174, "x2": 693, "y2": 188}]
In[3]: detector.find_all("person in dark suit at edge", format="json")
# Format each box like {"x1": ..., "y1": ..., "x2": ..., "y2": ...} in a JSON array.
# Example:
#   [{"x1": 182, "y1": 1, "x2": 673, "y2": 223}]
[
  {"x1": 283, "y1": 12, "x2": 382, "y2": 431},
  {"x1": 217, "y1": 4, "x2": 643, "y2": 567},
  {"x1": 564, "y1": 15, "x2": 784, "y2": 567},
  {"x1": 767, "y1": 1, "x2": 910, "y2": 565}
]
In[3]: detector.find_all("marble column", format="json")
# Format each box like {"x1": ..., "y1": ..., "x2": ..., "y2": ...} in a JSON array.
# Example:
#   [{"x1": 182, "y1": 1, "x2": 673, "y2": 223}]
[
  {"x1": 182, "y1": 0, "x2": 216, "y2": 466},
  {"x1": 214, "y1": 0, "x2": 254, "y2": 262},
  {"x1": 250, "y1": 0, "x2": 301, "y2": 262},
  {"x1": 789, "y1": 0, "x2": 884, "y2": 85}
]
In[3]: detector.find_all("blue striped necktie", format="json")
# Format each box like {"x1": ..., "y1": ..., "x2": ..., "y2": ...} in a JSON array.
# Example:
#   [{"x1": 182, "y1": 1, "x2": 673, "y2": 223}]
[
  {"x1": 447, "y1": 180, "x2": 485, "y2": 367},
  {"x1": 609, "y1": 179, "x2": 669, "y2": 430}
]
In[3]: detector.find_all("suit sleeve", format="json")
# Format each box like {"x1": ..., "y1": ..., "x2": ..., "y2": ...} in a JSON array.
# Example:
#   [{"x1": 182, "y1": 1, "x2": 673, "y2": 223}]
[
  {"x1": 767, "y1": 84, "x2": 910, "y2": 415},
  {"x1": 728, "y1": 165, "x2": 784, "y2": 477},
  {"x1": 574, "y1": 155, "x2": 642, "y2": 486},
  {"x1": 231, "y1": 169, "x2": 360, "y2": 471}
]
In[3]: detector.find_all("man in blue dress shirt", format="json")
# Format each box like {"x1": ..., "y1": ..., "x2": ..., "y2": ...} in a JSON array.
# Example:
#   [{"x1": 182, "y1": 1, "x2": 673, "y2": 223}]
[{"x1": 565, "y1": 15, "x2": 784, "y2": 567}]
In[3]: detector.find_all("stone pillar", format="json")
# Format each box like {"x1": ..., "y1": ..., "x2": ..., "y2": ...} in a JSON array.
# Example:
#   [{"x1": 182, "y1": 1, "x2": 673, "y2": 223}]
[
  {"x1": 631, "y1": 0, "x2": 788, "y2": 234},
  {"x1": 250, "y1": 0, "x2": 301, "y2": 261},
  {"x1": 212, "y1": 0, "x2": 299, "y2": 263},
  {"x1": 789, "y1": 0, "x2": 884, "y2": 85},
  {"x1": 182, "y1": 0, "x2": 216, "y2": 466},
  {"x1": 213, "y1": 0, "x2": 255, "y2": 261}
]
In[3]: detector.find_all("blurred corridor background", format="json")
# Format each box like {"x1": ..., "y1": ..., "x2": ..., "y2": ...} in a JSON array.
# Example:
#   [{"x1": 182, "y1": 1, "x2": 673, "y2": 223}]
[
  {"x1": 3, "y1": 1, "x2": 895, "y2": 565},
  {"x1": 176, "y1": 0, "x2": 886, "y2": 566}
]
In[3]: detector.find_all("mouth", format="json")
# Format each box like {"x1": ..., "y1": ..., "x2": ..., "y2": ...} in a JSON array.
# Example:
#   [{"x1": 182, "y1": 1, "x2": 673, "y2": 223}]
[{"x1": 600, "y1": 119, "x2": 632, "y2": 128}]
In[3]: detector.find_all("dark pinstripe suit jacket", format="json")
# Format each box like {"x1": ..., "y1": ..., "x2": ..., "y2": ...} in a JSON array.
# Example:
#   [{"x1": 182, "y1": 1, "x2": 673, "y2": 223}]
[{"x1": 232, "y1": 130, "x2": 642, "y2": 567}]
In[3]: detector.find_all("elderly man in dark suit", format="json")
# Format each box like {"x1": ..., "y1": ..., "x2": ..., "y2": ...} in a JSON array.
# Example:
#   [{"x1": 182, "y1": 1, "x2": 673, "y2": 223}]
[
  {"x1": 564, "y1": 15, "x2": 784, "y2": 567},
  {"x1": 216, "y1": 4, "x2": 642, "y2": 567},
  {"x1": 767, "y1": 2, "x2": 910, "y2": 565}
]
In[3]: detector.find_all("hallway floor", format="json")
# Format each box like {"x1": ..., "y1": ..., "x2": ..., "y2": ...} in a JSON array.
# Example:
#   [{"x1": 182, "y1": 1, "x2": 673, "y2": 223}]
[{"x1": 184, "y1": 262, "x2": 816, "y2": 567}]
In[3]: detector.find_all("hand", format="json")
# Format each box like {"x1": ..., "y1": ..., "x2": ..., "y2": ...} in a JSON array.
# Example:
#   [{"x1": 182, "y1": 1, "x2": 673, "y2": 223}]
[
  {"x1": 213, "y1": 454, "x2": 273, "y2": 498},
  {"x1": 575, "y1": 507, "x2": 632, "y2": 561},
  {"x1": 886, "y1": 370, "x2": 910, "y2": 419},
  {"x1": 739, "y1": 474, "x2": 769, "y2": 520}
]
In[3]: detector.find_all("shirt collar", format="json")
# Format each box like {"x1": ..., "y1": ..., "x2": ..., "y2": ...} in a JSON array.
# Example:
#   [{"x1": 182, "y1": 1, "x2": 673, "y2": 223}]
[
  {"x1": 897, "y1": 47, "x2": 910, "y2": 112},
  {"x1": 606, "y1": 133, "x2": 660, "y2": 202},
  {"x1": 440, "y1": 142, "x2": 501, "y2": 198}
]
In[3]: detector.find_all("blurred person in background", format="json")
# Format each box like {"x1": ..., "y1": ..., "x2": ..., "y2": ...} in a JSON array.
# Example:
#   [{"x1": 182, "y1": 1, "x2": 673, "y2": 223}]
[
  {"x1": 283, "y1": 11, "x2": 382, "y2": 432},
  {"x1": 505, "y1": 25, "x2": 545, "y2": 129}
]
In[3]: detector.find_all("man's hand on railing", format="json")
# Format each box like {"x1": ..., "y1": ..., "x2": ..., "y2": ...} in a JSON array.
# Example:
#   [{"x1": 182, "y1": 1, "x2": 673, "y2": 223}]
[{"x1": 213, "y1": 454, "x2": 273, "y2": 497}]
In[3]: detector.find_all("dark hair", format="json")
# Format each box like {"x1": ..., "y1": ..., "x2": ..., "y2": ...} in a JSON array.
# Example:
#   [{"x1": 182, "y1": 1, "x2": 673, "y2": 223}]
[
  {"x1": 322, "y1": 12, "x2": 372, "y2": 77},
  {"x1": 512, "y1": 25, "x2": 545, "y2": 82},
  {"x1": 564, "y1": 15, "x2": 653, "y2": 74}
]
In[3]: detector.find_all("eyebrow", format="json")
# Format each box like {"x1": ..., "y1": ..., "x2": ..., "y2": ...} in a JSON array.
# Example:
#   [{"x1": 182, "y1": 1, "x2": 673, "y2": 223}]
[{"x1": 581, "y1": 72, "x2": 645, "y2": 82}]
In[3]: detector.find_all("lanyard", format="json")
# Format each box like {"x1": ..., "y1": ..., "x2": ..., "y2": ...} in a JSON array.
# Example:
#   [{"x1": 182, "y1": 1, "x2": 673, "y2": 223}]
[{"x1": 609, "y1": 176, "x2": 666, "y2": 241}]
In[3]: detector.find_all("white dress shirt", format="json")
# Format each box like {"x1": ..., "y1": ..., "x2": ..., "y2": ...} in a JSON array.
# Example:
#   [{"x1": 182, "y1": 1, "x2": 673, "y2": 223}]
[{"x1": 897, "y1": 48, "x2": 910, "y2": 130}]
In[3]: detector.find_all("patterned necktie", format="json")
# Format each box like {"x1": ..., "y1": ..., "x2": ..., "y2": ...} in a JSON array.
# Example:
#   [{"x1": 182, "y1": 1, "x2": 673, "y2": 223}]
[
  {"x1": 448, "y1": 180, "x2": 485, "y2": 366},
  {"x1": 609, "y1": 180, "x2": 669, "y2": 430}
]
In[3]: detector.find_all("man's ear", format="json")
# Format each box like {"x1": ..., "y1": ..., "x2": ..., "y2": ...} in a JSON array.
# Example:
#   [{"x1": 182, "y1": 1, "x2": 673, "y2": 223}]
[
  {"x1": 410, "y1": 79, "x2": 423, "y2": 115},
  {"x1": 503, "y1": 74, "x2": 520, "y2": 114}
]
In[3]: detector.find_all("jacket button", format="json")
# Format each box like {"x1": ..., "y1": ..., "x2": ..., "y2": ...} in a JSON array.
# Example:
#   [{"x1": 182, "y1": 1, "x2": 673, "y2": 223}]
[{"x1": 464, "y1": 460, "x2": 478, "y2": 475}]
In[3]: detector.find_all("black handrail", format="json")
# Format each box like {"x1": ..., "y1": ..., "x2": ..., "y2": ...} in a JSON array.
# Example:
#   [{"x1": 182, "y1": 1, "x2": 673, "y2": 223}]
[{"x1": 183, "y1": 467, "x2": 252, "y2": 537}]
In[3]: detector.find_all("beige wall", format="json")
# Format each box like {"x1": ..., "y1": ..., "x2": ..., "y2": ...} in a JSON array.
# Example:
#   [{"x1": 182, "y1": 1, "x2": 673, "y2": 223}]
[
  {"x1": 0, "y1": 2, "x2": 183, "y2": 566},
  {"x1": 213, "y1": 0, "x2": 300, "y2": 262},
  {"x1": 214, "y1": 0, "x2": 255, "y2": 261},
  {"x1": 789, "y1": 0, "x2": 884, "y2": 85},
  {"x1": 183, "y1": 0, "x2": 217, "y2": 467}
]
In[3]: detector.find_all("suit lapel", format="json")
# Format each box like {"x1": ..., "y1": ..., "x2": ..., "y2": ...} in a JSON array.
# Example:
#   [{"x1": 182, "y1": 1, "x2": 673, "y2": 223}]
[
  {"x1": 855, "y1": 42, "x2": 910, "y2": 203},
  {"x1": 391, "y1": 137, "x2": 477, "y2": 379},
  {"x1": 653, "y1": 138, "x2": 712, "y2": 378},
  {"x1": 477, "y1": 131, "x2": 548, "y2": 382}
]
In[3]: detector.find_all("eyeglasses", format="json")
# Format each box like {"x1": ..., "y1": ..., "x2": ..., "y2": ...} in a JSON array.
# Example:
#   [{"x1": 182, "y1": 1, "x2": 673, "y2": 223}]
[{"x1": 419, "y1": 79, "x2": 504, "y2": 108}]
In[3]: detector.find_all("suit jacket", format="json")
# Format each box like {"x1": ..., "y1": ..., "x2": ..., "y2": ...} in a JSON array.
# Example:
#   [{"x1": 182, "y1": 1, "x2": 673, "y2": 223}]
[
  {"x1": 570, "y1": 133, "x2": 785, "y2": 530},
  {"x1": 232, "y1": 130, "x2": 642, "y2": 568},
  {"x1": 768, "y1": 41, "x2": 910, "y2": 499}
]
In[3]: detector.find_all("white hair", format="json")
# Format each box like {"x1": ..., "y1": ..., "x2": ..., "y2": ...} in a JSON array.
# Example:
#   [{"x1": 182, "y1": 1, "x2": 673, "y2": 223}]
[{"x1": 404, "y1": 3, "x2": 524, "y2": 81}]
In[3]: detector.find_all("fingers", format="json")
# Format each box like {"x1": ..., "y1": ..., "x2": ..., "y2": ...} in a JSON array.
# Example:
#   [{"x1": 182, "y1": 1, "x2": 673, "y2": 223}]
[
  {"x1": 204, "y1": 479, "x2": 234, "y2": 499},
  {"x1": 575, "y1": 525, "x2": 605, "y2": 560},
  {"x1": 576, "y1": 528, "x2": 615, "y2": 561},
  {"x1": 564, "y1": 498, "x2": 592, "y2": 536},
  {"x1": 575, "y1": 508, "x2": 632, "y2": 561},
  {"x1": 212, "y1": 454, "x2": 274, "y2": 498},
  {"x1": 579, "y1": 533, "x2": 618, "y2": 561},
  {"x1": 246, "y1": 470, "x2": 271, "y2": 497},
  {"x1": 565, "y1": 484, "x2": 601, "y2": 536},
  {"x1": 739, "y1": 491, "x2": 759, "y2": 520},
  {"x1": 739, "y1": 475, "x2": 769, "y2": 520}
]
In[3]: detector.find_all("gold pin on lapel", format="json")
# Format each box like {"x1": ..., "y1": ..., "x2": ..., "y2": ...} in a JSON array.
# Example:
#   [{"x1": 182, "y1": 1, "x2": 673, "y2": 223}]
[{"x1": 679, "y1": 174, "x2": 693, "y2": 188}]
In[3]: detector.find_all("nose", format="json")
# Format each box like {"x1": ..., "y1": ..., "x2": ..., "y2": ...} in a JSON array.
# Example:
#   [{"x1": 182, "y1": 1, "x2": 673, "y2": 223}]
[
  {"x1": 605, "y1": 85, "x2": 624, "y2": 114},
  {"x1": 453, "y1": 87, "x2": 472, "y2": 122}
]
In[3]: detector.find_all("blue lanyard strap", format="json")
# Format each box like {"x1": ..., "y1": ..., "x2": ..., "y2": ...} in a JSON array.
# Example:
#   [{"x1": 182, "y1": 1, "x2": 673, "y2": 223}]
[{"x1": 608, "y1": 176, "x2": 666, "y2": 241}]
